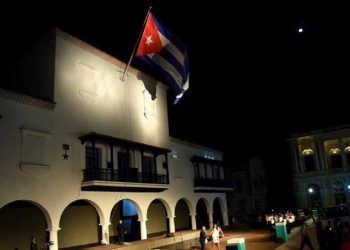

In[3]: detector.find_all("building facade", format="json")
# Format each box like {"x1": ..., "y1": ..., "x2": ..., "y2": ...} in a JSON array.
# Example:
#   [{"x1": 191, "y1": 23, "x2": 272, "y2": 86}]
[
  {"x1": 226, "y1": 157, "x2": 267, "y2": 222},
  {"x1": 0, "y1": 29, "x2": 230, "y2": 250},
  {"x1": 289, "y1": 126, "x2": 350, "y2": 209}
]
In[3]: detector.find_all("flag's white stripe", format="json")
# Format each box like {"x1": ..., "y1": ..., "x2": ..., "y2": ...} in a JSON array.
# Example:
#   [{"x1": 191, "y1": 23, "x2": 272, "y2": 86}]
[
  {"x1": 148, "y1": 54, "x2": 183, "y2": 89},
  {"x1": 158, "y1": 32, "x2": 185, "y2": 66}
]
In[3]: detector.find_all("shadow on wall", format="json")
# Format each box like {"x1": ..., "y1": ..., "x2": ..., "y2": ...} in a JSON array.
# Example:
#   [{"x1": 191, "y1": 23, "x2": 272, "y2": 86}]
[{"x1": 137, "y1": 72, "x2": 157, "y2": 100}]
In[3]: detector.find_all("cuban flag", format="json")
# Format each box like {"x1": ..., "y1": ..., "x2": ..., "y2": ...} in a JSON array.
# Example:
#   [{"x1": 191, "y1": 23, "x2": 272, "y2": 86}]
[{"x1": 136, "y1": 12, "x2": 189, "y2": 104}]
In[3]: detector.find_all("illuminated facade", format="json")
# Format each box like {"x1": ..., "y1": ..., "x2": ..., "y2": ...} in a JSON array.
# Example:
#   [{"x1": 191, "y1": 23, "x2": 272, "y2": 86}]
[
  {"x1": 0, "y1": 29, "x2": 230, "y2": 250},
  {"x1": 289, "y1": 125, "x2": 350, "y2": 209}
]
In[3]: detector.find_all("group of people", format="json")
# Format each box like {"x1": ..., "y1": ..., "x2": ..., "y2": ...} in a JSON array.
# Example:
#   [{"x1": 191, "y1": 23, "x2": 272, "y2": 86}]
[
  {"x1": 315, "y1": 218, "x2": 350, "y2": 250},
  {"x1": 30, "y1": 236, "x2": 51, "y2": 250},
  {"x1": 199, "y1": 223, "x2": 225, "y2": 250},
  {"x1": 265, "y1": 211, "x2": 296, "y2": 225}
]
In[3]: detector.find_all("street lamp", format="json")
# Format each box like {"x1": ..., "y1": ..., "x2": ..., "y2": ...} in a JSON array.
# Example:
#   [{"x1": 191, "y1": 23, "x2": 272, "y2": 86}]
[{"x1": 308, "y1": 188, "x2": 314, "y2": 193}]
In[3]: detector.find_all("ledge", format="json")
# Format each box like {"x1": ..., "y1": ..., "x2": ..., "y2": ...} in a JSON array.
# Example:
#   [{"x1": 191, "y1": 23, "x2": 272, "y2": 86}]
[
  {"x1": 81, "y1": 180, "x2": 170, "y2": 192},
  {"x1": 20, "y1": 163, "x2": 50, "y2": 178}
]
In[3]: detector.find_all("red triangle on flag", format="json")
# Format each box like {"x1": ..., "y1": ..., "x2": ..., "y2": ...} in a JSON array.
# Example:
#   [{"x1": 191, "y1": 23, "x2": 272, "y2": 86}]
[{"x1": 136, "y1": 14, "x2": 163, "y2": 57}]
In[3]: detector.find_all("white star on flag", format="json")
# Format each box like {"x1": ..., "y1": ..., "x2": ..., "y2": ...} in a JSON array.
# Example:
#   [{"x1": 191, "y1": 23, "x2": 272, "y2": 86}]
[{"x1": 145, "y1": 35, "x2": 153, "y2": 46}]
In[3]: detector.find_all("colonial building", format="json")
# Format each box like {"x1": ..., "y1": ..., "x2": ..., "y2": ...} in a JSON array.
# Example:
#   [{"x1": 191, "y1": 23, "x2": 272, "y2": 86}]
[
  {"x1": 289, "y1": 125, "x2": 350, "y2": 209},
  {"x1": 0, "y1": 29, "x2": 231, "y2": 250},
  {"x1": 226, "y1": 157, "x2": 267, "y2": 221}
]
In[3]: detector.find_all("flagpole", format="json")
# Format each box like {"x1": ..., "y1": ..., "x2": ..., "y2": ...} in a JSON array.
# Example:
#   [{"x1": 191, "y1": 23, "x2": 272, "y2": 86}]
[{"x1": 121, "y1": 6, "x2": 152, "y2": 81}]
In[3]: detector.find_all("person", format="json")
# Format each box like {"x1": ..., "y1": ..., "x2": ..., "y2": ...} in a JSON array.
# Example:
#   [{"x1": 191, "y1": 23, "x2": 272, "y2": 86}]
[
  {"x1": 209, "y1": 223, "x2": 224, "y2": 250},
  {"x1": 199, "y1": 226, "x2": 208, "y2": 250},
  {"x1": 30, "y1": 236, "x2": 38, "y2": 250},
  {"x1": 300, "y1": 222, "x2": 315, "y2": 250},
  {"x1": 117, "y1": 219, "x2": 126, "y2": 245}
]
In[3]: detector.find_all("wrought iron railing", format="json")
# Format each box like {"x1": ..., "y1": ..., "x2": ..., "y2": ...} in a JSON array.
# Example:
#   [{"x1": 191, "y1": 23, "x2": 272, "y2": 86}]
[{"x1": 83, "y1": 168, "x2": 168, "y2": 184}]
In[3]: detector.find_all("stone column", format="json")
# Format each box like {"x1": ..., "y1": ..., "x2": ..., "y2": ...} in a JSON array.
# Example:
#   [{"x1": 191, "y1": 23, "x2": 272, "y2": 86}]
[
  {"x1": 48, "y1": 228, "x2": 60, "y2": 250},
  {"x1": 223, "y1": 210, "x2": 229, "y2": 226},
  {"x1": 139, "y1": 219, "x2": 148, "y2": 240},
  {"x1": 208, "y1": 212, "x2": 213, "y2": 228},
  {"x1": 168, "y1": 216, "x2": 176, "y2": 233},
  {"x1": 100, "y1": 223, "x2": 110, "y2": 245},
  {"x1": 291, "y1": 142, "x2": 299, "y2": 174},
  {"x1": 316, "y1": 139, "x2": 327, "y2": 170},
  {"x1": 190, "y1": 214, "x2": 197, "y2": 230}
]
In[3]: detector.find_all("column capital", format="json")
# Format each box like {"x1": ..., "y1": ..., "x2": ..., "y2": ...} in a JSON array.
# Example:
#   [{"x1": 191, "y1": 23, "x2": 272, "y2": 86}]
[
  {"x1": 138, "y1": 218, "x2": 148, "y2": 222},
  {"x1": 46, "y1": 227, "x2": 61, "y2": 232}
]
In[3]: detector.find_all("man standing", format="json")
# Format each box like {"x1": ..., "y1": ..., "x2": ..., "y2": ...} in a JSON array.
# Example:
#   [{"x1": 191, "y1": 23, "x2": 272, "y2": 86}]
[
  {"x1": 30, "y1": 236, "x2": 38, "y2": 250},
  {"x1": 117, "y1": 220, "x2": 125, "y2": 245},
  {"x1": 300, "y1": 222, "x2": 315, "y2": 250},
  {"x1": 199, "y1": 226, "x2": 208, "y2": 250}
]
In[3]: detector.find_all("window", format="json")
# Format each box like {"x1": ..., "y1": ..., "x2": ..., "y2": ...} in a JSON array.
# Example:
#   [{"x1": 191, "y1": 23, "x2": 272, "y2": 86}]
[
  {"x1": 329, "y1": 148, "x2": 343, "y2": 169},
  {"x1": 333, "y1": 181, "x2": 347, "y2": 205},
  {"x1": 85, "y1": 146, "x2": 101, "y2": 169},
  {"x1": 213, "y1": 165, "x2": 220, "y2": 180},
  {"x1": 304, "y1": 155, "x2": 316, "y2": 172}
]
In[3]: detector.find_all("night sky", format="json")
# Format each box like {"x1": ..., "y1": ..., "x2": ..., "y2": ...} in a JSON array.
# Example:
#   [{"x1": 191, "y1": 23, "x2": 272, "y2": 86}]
[{"x1": 1, "y1": 1, "x2": 350, "y2": 207}]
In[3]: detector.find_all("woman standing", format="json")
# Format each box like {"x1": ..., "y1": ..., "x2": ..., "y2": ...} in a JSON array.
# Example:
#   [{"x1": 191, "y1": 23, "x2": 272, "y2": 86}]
[{"x1": 210, "y1": 223, "x2": 224, "y2": 250}]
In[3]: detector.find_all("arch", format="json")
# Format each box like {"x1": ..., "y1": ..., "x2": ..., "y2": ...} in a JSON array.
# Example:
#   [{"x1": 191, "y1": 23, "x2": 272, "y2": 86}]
[
  {"x1": 174, "y1": 198, "x2": 193, "y2": 231},
  {"x1": 146, "y1": 198, "x2": 173, "y2": 218},
  {"x1": 307, "y1": 183, "x2": 322, "y2": 208},
  {"x1": 109, "y1": 199, "x2": 142, "y2": 242},
  {"x1": 58, "y1": 199, "x2": 104, "y2": 249},
  {"x1": 146, "y1": 199, "x2": 171, "y2": 237},
  {"x1": 0, "y1": 200, "x2": 52, "y2": 250},
  {"x1": 213, "y1": 197, "x2": 224, "y2": 227},
  {"x1": 196, "y1": 198, "x2": 210, "y2": 229},
  {"x1": 0, "y1": 200, "x2": 53, "y2": 229}
]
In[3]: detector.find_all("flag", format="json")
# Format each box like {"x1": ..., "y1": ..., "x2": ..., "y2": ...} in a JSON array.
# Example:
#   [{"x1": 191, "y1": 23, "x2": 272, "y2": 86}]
[{"x1": 136, "y1": 12, "x2": 189, "y2": 104}]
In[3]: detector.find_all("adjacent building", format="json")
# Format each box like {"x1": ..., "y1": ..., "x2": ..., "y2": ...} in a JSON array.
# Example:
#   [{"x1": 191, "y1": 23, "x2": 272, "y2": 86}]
[
  {"x1": 289, "y1": 125, "x2": 350, "y2": 209},
  {"x1": 0, "y1": 29, "x2": 231, "y2": 250},
  {"x1": 226, "y1": 157, "x2": 267, "y2": 222}
]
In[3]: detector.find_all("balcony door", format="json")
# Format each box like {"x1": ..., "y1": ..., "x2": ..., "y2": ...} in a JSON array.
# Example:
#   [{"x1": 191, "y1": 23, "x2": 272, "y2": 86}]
[
  {"x1": 142, "y1": 156, "x2": 156, "y2": 183},
  {"x1": 118, "y1": 152, "x2": 128, "y2": 181}
]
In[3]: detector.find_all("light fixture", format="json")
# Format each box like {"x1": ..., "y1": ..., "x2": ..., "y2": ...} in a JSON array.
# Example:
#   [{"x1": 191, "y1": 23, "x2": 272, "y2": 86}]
[
  {"x1": 308, "y1": 188, "x2": 314, "y2": 193},
  {"x1": 62, "y1": 144, "x2": 70, "y2": 160},
  {"x1": 345, "y1": 146, "x2": 350, "y2": 152},
  {"x1": 171, "y1": 154, "x2": 178, "y2": 159},
  {"x1": 298, "y1": 28, "x2": 304, "y2": 33},
  {"x1": 329, "y1": 148, "x2": 341, "y2": 155},
  {"x1": 302, "y1": 149, "x2": 314, "y2": 155},
  {"x1": 347, "y1": 184, "x2": 350, "y2": 190}
]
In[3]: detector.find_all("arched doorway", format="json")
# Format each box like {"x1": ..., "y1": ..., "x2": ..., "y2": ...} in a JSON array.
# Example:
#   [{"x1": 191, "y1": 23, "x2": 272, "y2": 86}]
[
  {"x1": 109, "y1": 199, "x2": 141, "y2": 242},
  {"x1": 58, "y1": 200, "x2": 101, "y2": 249},
  {"x1": 175, "y1": 199, "x2": 191, "y2": 231},
  {"x1": 146, "y1": 199, "x2": 169, "y2": 237},
  {"x1": 196, "y1": 198, "x2": 209, "y2": 229},
  {"x1": 0, "y1": 200, "x2": 49, "y2": 250},
  {"x1": 213, "y1": 198, "x2": 223, "y2": 227},
  {"x1": 307, "y1": 184, "x2": 323, "y2": 208}
]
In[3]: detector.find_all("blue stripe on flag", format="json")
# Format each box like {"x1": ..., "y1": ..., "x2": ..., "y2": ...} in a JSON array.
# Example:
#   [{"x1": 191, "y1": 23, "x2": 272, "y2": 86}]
[
  {"x1": 159, "y1": 49, "x2": 184, "y2": 80},
  {"x1": 140, "y1": 56, "x2": 182, "y2": 94},
  {"x1": 152, "y1": 15, "x2": 186, "y2": 55}
]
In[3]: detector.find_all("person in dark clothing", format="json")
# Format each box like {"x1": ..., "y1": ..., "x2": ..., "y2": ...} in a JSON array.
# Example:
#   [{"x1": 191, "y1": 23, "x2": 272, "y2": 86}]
[
  {"x1": 300, "y1": 222, "x2": 315, "y2": 250},
  {"x1": 30, "y1": 236, "x2": 38, "y2": 250},
  {"x1": 316, "y1": 221, "x2": 326, "y2": 250},
  {"x1": 199, "y1": 226, "x2": 208, "y2": 250},
  {"x1": 117, "y1": 220, "x2": 125, "y2": 245}
]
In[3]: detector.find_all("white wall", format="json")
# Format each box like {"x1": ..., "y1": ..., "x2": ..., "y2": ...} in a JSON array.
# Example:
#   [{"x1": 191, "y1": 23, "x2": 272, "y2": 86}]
[{"x1": 0, "y1": 30, "x2": 229, "y2": 249}]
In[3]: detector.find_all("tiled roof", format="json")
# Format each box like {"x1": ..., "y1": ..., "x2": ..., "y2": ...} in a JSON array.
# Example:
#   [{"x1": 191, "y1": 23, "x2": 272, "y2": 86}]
[{"x1": 0, "y1": 88, "x2": 56, "y2": 110}]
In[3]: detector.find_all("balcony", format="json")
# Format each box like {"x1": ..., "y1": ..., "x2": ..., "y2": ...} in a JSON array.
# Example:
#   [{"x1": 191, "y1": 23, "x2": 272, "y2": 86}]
[
  {"x1": 193, "y1": 178, "x2": 233, "y2": 192},
  {"x1": 79, "y1": 132, "x2": 170, "y2": 192}
]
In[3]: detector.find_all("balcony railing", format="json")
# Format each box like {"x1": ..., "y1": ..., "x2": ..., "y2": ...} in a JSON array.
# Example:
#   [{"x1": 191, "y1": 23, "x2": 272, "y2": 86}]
[
  {"x1": 194, "y1": 178, "x2": 232, "y2": 188},
  {"x1": 83, "y1": 168, "x2": 168, "y2": 184}
]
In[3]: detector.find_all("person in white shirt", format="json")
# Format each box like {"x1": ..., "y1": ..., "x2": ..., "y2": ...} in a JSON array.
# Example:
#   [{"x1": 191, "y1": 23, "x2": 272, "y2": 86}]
[{"x1": 209, "y1": 223, "x2": 224, "y2": 250}]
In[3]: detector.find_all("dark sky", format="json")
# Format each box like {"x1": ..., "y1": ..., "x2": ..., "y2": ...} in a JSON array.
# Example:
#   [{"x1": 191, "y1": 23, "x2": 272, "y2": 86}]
[{"x1": 2, "y1": 1, "x2": 350, "y2": 207}]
